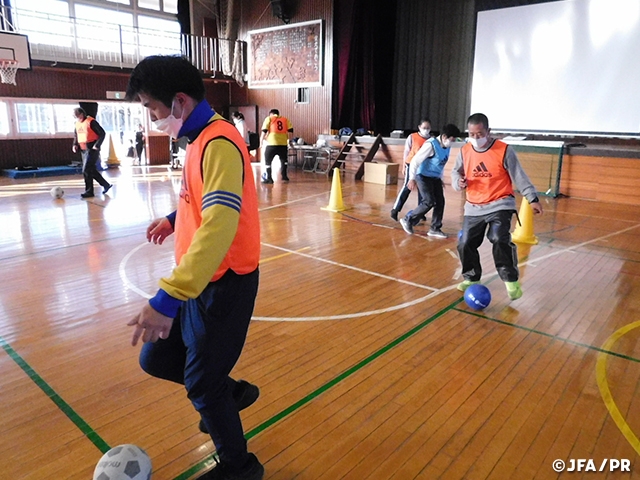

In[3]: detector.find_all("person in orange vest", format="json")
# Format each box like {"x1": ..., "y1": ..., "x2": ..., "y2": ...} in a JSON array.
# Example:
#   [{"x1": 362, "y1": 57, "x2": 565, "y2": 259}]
[
  {"x1": 125, "y1": 56, "x2": 264, "y2": 480},
  {"x1": 390, "y1": 117, "x2": 431, "y2": 221},
  {"x1": 451, "y1": 113, "x2": 543, "y2": 300},
  {"x1": 260, "y1": 108, "x2": 293, "y2": 184},
  {"x1": 72, "y1": 108, "x2": 112, "y2": 198}
]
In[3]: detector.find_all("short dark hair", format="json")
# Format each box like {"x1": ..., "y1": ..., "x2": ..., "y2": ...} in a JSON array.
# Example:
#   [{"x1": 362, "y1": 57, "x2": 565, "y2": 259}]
[
  {"x1": 441, "y1": 124, "x2": 461, "y2": 138},
  {"x1": 232, "y1": 111, "x2": 244, "y2": 120},
  {"x1": 419, "y1": 117, "x2": 431, "y2": 125},
  {"x1": 74, "y1": 107, "x2": 86, "y2": 118},
  {"x1": 269, "y1": 109, "x2": 280, "y2": 116},
  {"x1": 125, "y1": 55, "x2": 205, "y2": 107},
  {"x1": 467, "y1": 113, "x2": 489, "y2": 130}
]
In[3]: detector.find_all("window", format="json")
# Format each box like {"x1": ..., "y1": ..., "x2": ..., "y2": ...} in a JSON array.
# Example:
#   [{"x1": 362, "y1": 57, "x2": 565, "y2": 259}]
[
  {"x1": 53, "y1": 104, "x2": 76, "y2": 133},
  {"x1": 163, "y1": 0, "x2": 178, "y2": 14},
  {"x1": 137, "y1": 15, "x2": 181, "y2": 57},
  {"x1": 74, "y1": 5, "x2": 134, "y2": 54},
  {"x1": 12, "y1": 0, "x2": 72, "y2": 47},
  {"x1": 0, "y1": 102, "x2": 9, "y2": 135},
  {"x1": 138, "y1": 0, "x2": 160, "y2": 11},
  {"x1": 297, "y1": 87, "x2": 310, "y2": 104},
  {"x1": 15, "y1": 103, "x2": 55, "y2": 134}
]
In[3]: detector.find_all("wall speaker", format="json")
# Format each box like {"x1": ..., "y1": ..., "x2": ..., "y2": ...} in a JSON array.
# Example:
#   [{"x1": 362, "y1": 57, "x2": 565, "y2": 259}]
[{"x1": 270, "y1": 0, "x2": 290, "y2": 24}]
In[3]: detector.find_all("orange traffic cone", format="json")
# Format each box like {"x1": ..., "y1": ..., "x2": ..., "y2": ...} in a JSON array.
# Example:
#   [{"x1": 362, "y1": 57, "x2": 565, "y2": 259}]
[
  {"x1": 512, "y1": 198, "x2": 538, "y2": 244},
  {"x1": 321, "y1": 168, "x2": 348, "y2": 212}
]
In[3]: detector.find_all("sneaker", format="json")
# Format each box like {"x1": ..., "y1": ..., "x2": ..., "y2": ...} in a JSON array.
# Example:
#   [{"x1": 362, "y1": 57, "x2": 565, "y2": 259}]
[
  {"x1": 199, "y1": 380, "x2": 260, "y2": 434},
  {"x1": 457, "y1": 280, "x2": 480, "y2": 292},
  {"x1": 427, "y1": 229, "x2": 447, "y2": 239},
  {"x1": 198, "y1": 453, "x2": 264, "y2": 480},
  {"x1": 261, "y1": 173, "x2": 274, "y2": 184},
  {"x1": 390, "y1": 209, "x2": 398, "y2": 221},
  {"x1": 282, "y1": 175, "x2": 290, "y2": 183},
  {"x1": 80, "y1": 192, "x2": 95, "y2": 198},
  {"x1": 103, "y1": 184, "x2": 112, "y2": 195},
  {"x1": 399, "y1": 217, "x2": 413, "y2": 235},
  {"x1": 505, "y1": 281, "x2": 523, "y2": 300}
]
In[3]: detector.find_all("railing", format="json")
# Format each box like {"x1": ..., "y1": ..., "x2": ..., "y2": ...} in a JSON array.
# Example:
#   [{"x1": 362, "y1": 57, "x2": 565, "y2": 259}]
[{"x1": 0, "y1": 6, "x2": 246, "y2": 81}]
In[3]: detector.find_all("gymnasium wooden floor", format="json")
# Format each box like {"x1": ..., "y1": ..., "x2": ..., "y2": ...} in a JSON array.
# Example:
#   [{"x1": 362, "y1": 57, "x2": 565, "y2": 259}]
[{"x1": 1, "y1": 161, "x2": 640, "y2": 480}]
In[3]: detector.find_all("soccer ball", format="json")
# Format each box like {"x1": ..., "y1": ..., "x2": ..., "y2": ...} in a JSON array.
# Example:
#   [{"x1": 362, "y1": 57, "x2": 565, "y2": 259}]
[
  {"x1": 92, "y1": 444, "x2": 152, "y2": 480},
  {"x1": 50, "y1": 186, "x2": 64, "y2": 199},
  {"x1": 296, "y1": 137, "x2": 305, "y2": 145}
]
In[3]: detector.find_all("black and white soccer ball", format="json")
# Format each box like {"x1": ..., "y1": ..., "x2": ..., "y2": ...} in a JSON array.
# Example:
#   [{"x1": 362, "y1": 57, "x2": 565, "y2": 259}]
[
  {"x1": 50, "y1": 186, "x2": 64, "y2": 199},
  {"x1": 93, "y1": 444, "x2": 152, "y2": 480}
]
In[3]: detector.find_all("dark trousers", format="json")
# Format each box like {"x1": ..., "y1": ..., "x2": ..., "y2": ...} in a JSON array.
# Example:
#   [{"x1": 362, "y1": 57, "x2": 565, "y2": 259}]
[
  {"x1": 135, "y1": 143, "x2": 145, "y2": 164},
  {"x1": 81, "y1": 147, "x2": 109, "y2": 194},
  {"x1": 392, "y1": 163, "x2": 422, "y2": 212},
  {"x1": 139, "y1": 268, "x2": 259, "y2": 467},
  {"x1": 457, "y1": 210, "x2": 519, "y2": 282},
  {"x1": 405, "y1": 175, "x2": 444, "y2": 230},
  {"x1": 264, "y1": 145, "x2": 288, "y2": 178}
]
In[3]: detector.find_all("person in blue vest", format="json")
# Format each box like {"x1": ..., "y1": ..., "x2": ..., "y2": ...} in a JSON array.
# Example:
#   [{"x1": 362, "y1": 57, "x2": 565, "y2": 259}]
[{"x1": 399, "y1": 123, "x2": 461, "y2": 237}]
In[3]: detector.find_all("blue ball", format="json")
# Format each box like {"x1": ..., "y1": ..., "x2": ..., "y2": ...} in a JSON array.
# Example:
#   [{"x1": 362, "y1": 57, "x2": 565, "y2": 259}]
[{"x1": 464, "y1": 284, "x2": 491, "y2": 310}]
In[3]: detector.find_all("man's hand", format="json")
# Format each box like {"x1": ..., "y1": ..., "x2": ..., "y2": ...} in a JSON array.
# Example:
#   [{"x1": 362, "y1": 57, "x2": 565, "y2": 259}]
[
  {"x1": 147, "y1": 217, "x2": 174, "y2": 245},
  {"x1": 531, "y1": 201, "x2": 543, "y2": 215},
  {"x1": 128, "y1": 303, "x2": 172, "y2": 346},
  {"x1": 407, "y1": 179, "x2": 417, "y2": 191},
  {"x1": 458, "y1": 177, "x2": 467, "y2": 189}
]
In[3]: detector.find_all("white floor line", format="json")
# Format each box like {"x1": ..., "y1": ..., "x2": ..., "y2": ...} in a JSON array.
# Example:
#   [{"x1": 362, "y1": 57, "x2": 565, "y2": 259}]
[{"x1": 262, "y1": 242, "x2": 438, "y2": 292}]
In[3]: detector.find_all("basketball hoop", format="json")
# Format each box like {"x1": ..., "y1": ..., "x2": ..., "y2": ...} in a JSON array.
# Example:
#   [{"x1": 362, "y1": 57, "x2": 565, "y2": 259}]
[{"x1": 0, "y1": 60, "x2": 19, "y2": 85}]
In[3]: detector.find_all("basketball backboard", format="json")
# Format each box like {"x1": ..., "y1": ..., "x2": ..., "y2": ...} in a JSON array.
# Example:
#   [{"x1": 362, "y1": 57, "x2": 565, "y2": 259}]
[{"x1": 0, "y1": 31, "x2": 31, "y2": 70}]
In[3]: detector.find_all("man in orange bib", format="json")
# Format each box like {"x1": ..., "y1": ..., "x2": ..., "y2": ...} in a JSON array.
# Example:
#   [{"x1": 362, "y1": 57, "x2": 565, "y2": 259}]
[
  {"x1": 451, "y1": 113, "x2": 543, "y2": 300},
  {"x1": 260, "y1": 108, "x2": 293, "y2": 183},
  {"x1": 72, "y1": 108, "x2": 112, "y2": 198},
  {"x1": 125, "y1": 56, "x2": 263, "y2": 480}
]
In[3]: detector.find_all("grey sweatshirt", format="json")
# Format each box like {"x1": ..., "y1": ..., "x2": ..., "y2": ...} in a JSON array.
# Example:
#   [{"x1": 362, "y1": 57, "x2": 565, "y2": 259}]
[{"x1": 450, "y1": 138, "x2": 539, "y2": 216}]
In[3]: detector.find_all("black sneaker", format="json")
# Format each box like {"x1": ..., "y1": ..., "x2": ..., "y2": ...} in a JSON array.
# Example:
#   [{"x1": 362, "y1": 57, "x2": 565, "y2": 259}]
[
  {"x1": 390, "y1": 209, "x2": 398, "y2": 221},
  {"x1": 399, "y1": 217, "x2": 413, "y2": 235},
  {"x1": 80, "y1": 192, "x2": 95, "y2": 198},
  {"x1": 103, "y1": 184, "x2": 112, "y2": 195},
  {"x1": 199, "y1": 380, "x2": 260, "y2": 434},
  {"x1": 282, "y1": 175, "x2": 290, "y2": 183},
  {"x1": 261, "y1": 177, "x2": 273, "y2": 184},
  {"x1": 198, "y1": 453, "x2": 264, "y2": 480}
]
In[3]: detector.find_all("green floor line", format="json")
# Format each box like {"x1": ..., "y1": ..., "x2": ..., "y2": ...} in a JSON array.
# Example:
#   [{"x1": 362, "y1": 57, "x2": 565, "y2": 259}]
[
  {"x1": 174, "y1": 298, "x2": 465, "y2": 480},
  {"x1": 452, "y1": 307, "x2": 640, "y2": 363},
  {"x1": 0, "y1": 335, "x2": 111, "y2": 453}
]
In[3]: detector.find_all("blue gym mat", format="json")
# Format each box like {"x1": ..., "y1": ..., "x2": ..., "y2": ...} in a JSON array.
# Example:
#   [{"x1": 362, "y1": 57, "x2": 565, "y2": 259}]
[{"x1": 2, "y1": 166, "x2": 83, "y2": 179}]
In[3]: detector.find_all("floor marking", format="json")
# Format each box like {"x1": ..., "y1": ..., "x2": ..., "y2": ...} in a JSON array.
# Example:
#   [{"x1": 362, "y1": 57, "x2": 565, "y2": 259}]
[
  {"x1": 446, "y1": 248, "x2": 458, "y2": 258},
  {"x1": 255, "y1": 246, "x2": 310, "y2": 264},
  {"x1": 596, "y1": 321, "x2": 640, "y2": 456},
  {"x1": 259, "y1": 191, "x2": 332, "y2": 211},
  {"x1": 0, "y1": 335, "x2": 111, "y2": 454},
  {"x1": 262, "y1": 242, "x2": 438, "y2": 292},
  {"x1": 173, "y1": 299, "x2": 465, "y2": 480}
]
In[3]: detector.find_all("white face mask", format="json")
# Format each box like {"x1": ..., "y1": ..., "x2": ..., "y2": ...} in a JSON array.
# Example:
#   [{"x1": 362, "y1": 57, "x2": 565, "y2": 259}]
[
  {"x1": 443, "y1": 139, "x2": 452, "y2": 148},
  {"x1": 468, "y1": 136, "x2": 488, "y2": 149},
  {"x1": 153, "y1": 100, "x2": 183, "y2": 138},
  {"x1": 419, "y1": 128, "x2": 430, "y2": 137}
]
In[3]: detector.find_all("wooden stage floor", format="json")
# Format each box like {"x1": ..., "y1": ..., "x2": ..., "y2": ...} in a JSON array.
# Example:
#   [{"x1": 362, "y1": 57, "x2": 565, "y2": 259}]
[{"x1": 1, "y1": 164, "x2": 639, "y2": 479}]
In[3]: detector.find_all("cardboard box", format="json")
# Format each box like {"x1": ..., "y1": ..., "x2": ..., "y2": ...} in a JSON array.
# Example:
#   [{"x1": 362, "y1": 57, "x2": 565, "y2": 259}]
[{"x1": 364, "y1": 162, "x2": 399, "y2": 185}]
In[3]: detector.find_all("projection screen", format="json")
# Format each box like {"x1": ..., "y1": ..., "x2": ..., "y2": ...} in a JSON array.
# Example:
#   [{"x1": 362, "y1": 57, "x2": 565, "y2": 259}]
[{"x1": 470, "y1": 0, "x2": 640, "y2": 136}]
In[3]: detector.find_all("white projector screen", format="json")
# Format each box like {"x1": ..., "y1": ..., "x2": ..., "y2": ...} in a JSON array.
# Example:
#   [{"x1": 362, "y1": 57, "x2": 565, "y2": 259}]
[{"x1": 470, "y1": 0, "x2": 640, "y2": 136}]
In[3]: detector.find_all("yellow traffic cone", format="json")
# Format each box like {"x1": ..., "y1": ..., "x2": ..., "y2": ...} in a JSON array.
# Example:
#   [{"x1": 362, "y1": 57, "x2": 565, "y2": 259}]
[
  {"x1": 106, "y1": 135, "x2": 121, "y2": 168},
  {"x1": 321, "y1": 168, "x2": 348, "y2": 212},
  {"x1": 512, "y1": 198, "x2": 538, "y2": 244}
]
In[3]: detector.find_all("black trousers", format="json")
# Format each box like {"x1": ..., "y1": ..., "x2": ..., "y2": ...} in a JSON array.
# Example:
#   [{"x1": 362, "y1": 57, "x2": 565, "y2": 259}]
[
  {"x1": 139, "y1": 268, "x2": 259, "y2": 468},
  {"x1": 405, "y1": 175, "x2": 444, "y2": 230},
  {"x1": 457, "y1": 209, "x2": 519, "y2": 282},
  {"x1": 81, "y1": 147, "x2": 109, "y2": 194},
  {"x1": 264, "y1": 145, "x2": 288, "y2": 178}
]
